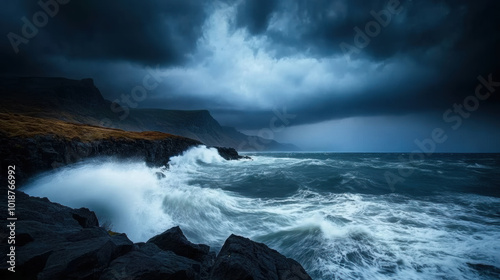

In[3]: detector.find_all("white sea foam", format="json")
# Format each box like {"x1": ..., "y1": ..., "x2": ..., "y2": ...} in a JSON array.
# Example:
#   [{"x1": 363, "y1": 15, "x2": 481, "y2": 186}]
[
  {"x1": 22, "y1": 150, "x2": 500, "y2": 279},
  {"x1": 169, "y1": 145, "x2": 224, "y2": 168},
  {"x1": 24, "y1": 159, "x2": 173, "y2": 241}
]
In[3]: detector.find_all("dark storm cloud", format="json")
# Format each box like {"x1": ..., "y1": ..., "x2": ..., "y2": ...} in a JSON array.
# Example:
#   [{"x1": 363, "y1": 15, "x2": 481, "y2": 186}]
[
  {"x1": 235, "y1": 0, "x2": 278, "y2": 35},
  {"x1": 1, "y1": 0, "x2": 499, "y2": 136},
  {"x1": 1, "y1": 0, "x2": 207, "y2": 75},
  {"x1": 210, "y1": 71, "x2": 500, "y2": 130},
  {"x1": 234, "y1": 0, "x2": 500, "y2": 96},
  {"x1": 234, "y1": 0, "x2": 500, "y2": 64},
  {"x1": 221, "y1": 0, "x2": 500, "y2": 129}
]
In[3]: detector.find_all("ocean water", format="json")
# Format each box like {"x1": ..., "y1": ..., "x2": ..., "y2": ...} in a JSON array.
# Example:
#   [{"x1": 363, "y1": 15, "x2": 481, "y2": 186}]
[{"x1": 23, "y1": 147, "x2": 500, "y2": 280}]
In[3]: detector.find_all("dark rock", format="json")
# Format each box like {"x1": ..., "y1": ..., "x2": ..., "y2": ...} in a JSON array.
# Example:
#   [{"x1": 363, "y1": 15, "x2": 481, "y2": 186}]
[
  {"x1": 16, "y1": 233, "x2": 35, "y2": 247},
  {"x1": 215, "y1": 147, "x2": 251, "y2": 160},
  {"x1": 210, "y1": 234, "x2": 312, "y2": 280},
  {"x1": 100, "y1": 243, "x2": 200, "y2": 280},
  {"x1": 0, "y1": 192, "x2": 134, "y2": 280},
  {"x1": 72, "y1": 208, "x2": 100, "y2": 228},
  {"x1": 147, "y1": 226, "x2": 216, "y2": 279},
  {"x1": 38, "y1": 231, "x2": 134, "y2": 280},
  {"x1": 147, "y1": 226, "x2": 210, "y2": 262},
  {"x1": 4, "y1": 192, "x2": 97, "y2": 229}
]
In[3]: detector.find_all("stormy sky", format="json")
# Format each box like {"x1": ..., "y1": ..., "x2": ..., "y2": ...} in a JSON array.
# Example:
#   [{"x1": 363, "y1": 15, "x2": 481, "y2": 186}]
[{"x1": 1, "y1": 0, "x2": 499, "y2": 151}]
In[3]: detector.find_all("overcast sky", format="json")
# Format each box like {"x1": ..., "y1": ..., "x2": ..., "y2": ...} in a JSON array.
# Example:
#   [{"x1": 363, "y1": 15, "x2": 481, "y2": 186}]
[{"x1": 1, "y1": 0, "x2": 499, "y2": 151}]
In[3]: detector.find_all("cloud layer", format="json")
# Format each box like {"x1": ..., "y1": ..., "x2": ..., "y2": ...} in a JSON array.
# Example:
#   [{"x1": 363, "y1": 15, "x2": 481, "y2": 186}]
[{"x1": 1, "y1": 0, "x2": 499, "y2": 150}]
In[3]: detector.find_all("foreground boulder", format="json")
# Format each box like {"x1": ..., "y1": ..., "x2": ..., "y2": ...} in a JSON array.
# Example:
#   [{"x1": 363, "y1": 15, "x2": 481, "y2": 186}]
[
  {"x1": 147, "y1": 226, "x2": 216, "y2": 279},
  {"x1": 101, "y1": 243, "x2": 201, "y2": 280},
  {"x1": 210, "y1": 235, "x2": 312, "y2": 280},
  {"x1": 0, "y1": 192, "x2": 311, "y2": 279},
  {"x1": 148, "y1": 226, "x2": 210, "y2": 262},
  {"x1": 0, "y1": 192, "x2": 134, "y2": 280}
]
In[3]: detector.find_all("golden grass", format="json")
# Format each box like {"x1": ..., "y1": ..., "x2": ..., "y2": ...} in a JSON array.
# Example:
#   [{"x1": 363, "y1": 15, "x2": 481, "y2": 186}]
[
  {"x1": 107, "y1": 230, "x2": 121, "y2": 236},
  {"x1": 0, "y1": 113, "x2": 183, "y2": 142}
]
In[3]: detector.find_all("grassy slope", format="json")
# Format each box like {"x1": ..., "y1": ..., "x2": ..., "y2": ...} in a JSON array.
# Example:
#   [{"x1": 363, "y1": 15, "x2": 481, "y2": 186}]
[{"x1": 0, "y1": 113, "x2": 187, "y2": 142}]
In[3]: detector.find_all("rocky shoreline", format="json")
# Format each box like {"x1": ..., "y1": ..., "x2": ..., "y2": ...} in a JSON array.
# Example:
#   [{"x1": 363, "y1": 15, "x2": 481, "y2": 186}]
[
  {"x1": 0, "y1": 129, "x2": 309, "y2": 279},
  {"x1": 0, "y1": 133, "x2": 245, "y2": 186},
  {"x1": 0, "y1": 191, "x2": 311, "y2": 279}
]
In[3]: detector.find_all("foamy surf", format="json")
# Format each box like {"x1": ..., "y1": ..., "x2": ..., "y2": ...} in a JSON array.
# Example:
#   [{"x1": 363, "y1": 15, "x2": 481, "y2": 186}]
[{"x1": 23, "y1": 150, "x2": 500, "y2": 279}]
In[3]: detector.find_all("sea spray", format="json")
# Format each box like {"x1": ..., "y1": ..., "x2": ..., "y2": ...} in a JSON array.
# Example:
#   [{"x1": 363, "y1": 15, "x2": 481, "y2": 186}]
[
  {"x1": 24, "y1": 159, "x2": 173, "y2": 241},
  {"x1": 169, "y1": 145, "x2": 224, "y2": 168},
  {"x1": 23, "y1": 145, "x2": 228, "y2": 241}
]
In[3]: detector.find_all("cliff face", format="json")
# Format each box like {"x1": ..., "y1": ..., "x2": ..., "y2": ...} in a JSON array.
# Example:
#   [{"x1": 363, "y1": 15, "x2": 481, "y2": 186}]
[
  {"x1": 126, "y1": 109, "x2": 293, "y2": 150},
  {"x1": 0, "y1": 113, "x2": 244, "y2": 185},
  {"x1": 125, "y1": 109, "x2": 239, "y2": 147},
  {"x1": 0, "y1": 134, "x2": 199, "y2": 185},
  {"x1": 0, "y1": 77, "x2": 298, "y2": 151}
]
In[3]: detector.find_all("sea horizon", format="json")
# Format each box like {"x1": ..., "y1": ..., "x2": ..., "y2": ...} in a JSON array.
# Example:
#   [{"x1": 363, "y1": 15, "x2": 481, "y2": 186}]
[{"x1": 21, "y1": 149, "x2": 500, "y2": 279}]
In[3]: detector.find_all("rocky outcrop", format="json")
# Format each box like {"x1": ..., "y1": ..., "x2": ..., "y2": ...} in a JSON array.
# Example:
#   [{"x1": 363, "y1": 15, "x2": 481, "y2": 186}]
[
  {"x1": 101, "y1": 242, "x2": 202, "y2": 280},
  {"x1": 0, "y1": 134, "x2": 245, "y2": 186},
  {"x1": 214, "y1": 146, "x2": 251, "y2": 161},
  {"x1": 147, "y1": 227, "x2": 216, "y2": 279},
  {"x1": 148, "y1": 226, "x2": 211, "y2": 263},
  {"x1": 0, "y1": 192, "x2": 312, "y2": 280},
  {"x1": 0, "y1": 192, "x2": 133, "y2": 280},
  {"x1": 210, "y1": 235, "x2": 312, "y2": 280},
  {"x1": 0, "y1": 134, "x2": 197, "y2": 185}
]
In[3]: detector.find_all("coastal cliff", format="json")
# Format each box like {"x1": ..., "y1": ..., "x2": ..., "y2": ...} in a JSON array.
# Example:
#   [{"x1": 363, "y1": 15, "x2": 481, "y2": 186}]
[
  {"x1": 0, "y1": 77, "x2": 298, "y2": 151},
  {"x1": 0, "y1": 96, "x2": 311, "y2": 279},
  {"x1": 0, "y1": 113, "x2": 243, "y2": 185},
  {"x1": 0, "y1": 113, "x2": 312, "y2": 279}
]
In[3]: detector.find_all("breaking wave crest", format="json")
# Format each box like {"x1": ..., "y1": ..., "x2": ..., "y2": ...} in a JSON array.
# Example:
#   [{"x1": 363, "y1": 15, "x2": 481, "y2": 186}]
[{"x1": 23, "y1": 150, "x2": 500, "y2": 279}]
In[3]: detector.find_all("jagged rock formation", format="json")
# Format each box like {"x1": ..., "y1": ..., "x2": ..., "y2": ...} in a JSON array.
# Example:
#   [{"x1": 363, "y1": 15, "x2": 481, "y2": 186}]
[
  {"x1": 0, "y1": 77, "x2": 298, "y2": 151},
  {"x1": 214, "y1": 147, "x2": 251, "y2": 161},
  {"x1": 211, "y1": 235, "x2": 311, "y2": 280},
  {"x1": 0, "y1": 192, "x2": 312, "y2": 280}
]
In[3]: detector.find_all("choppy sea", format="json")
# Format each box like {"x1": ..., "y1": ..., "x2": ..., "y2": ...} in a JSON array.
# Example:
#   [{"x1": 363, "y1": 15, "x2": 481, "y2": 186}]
[{"x1": 24, "y1": 147, "x2": 500, "y2": 279}]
